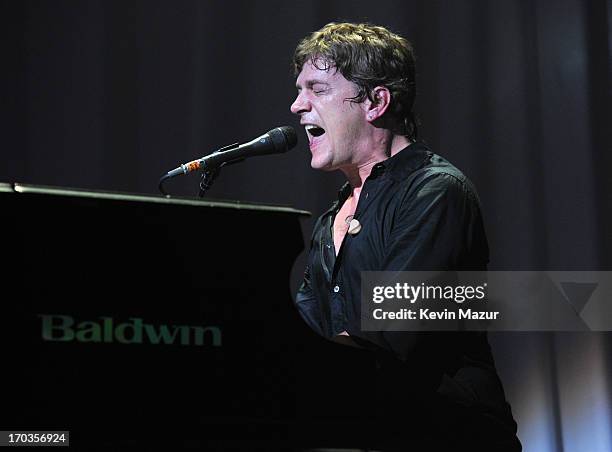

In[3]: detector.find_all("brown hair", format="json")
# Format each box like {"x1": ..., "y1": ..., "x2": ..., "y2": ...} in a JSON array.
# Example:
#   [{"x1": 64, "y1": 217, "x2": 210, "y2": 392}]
[{"x1": 293, "y1": 22, "x2": 418, "y2": 139}]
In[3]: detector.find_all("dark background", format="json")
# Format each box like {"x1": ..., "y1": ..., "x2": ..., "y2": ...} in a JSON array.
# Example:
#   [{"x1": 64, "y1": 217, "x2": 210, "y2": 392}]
[{"x1": 2, "y1": 0, "x2": 611, "y2": 449}]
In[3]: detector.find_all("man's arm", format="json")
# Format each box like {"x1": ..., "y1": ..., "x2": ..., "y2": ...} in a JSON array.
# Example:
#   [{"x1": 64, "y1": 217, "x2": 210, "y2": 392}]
[
  {"x1": 378, "y1": 171, "x2": 489, "y2": 359},
  {"x1": 295, "y1": 263, "x2": 325, "y2": 336}
]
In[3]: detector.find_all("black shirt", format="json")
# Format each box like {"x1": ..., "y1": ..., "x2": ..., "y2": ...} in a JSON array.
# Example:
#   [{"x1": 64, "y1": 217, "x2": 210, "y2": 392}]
[
  {"x1": 296, "y1": 141, "x2": 489, "y2": 343},
  {"x1": 295, "y1": 142, "x2": 519, "y2": 439}
]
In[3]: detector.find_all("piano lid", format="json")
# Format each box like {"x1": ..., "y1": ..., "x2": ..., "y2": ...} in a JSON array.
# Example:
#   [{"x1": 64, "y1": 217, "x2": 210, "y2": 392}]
[{"x1": 8, "y1": 182, "x2": 311, "y2": 216}]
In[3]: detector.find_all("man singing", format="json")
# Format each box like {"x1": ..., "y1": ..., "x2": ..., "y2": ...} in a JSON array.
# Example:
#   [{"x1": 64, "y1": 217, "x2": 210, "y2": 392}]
[{"x1": 291, "y1": 22, "x2": 521, "y2": 450}]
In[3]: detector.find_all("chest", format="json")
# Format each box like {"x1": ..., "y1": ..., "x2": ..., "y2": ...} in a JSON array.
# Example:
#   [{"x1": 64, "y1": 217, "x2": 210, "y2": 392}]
[{"x1": 332, "y1": 196, "x2": 358, "y2": 255}]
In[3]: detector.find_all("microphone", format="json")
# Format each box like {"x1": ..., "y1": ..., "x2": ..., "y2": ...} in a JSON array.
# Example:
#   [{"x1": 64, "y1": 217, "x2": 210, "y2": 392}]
[{"x1": 163, "y1": 126, "x2": 297, "y2": 179}]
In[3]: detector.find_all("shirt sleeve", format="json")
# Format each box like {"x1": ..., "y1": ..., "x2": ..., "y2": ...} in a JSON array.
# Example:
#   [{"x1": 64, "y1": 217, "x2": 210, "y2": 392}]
[
  {"x1": 295, "y1": 263, "x2": 324, "y2": 336},
  {"x1": 294, "y1": 214, "x2": 326, "y2": 337},
  {"x1": 378, "y1": 171, "x2": 489, "y2": 360}
]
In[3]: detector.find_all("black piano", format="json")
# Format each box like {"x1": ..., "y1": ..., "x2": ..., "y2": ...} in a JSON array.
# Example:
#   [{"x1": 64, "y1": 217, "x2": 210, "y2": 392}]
[{"x1": 2, "y1": 183, "x2": 380, "y2": 450}]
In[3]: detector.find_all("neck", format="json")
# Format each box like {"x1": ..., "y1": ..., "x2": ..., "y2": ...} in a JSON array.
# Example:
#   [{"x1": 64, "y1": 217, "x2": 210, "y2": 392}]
[{"x1": 341, "y1": 133, "x2": 412, "y2": 190}]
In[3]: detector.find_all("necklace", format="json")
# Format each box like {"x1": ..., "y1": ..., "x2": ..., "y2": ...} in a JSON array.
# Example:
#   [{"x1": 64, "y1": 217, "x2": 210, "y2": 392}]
[{"x1": 345, "y1": 214, "x2": 362, "y2": 235}]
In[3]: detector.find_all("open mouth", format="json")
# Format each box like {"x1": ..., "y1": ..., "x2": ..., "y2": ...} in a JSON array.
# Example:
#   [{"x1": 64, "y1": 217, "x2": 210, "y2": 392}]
[{"x1": 305, "y1": 124, "x2": 326, "y2": 138}]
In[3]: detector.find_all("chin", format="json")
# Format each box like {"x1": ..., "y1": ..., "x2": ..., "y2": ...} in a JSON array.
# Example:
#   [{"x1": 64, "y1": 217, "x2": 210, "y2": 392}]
[
  {"x1": 310, "y1": 157, "x2": 335, "y2": 171},
  {"x1": 310, "y1": 146, "x2": 339, "y2": 171},
  {"x1": 310, "y1": 161, "x2": 326, "y2": 170},
  {"x1": 310, "y1": 153, "x2": 328, "y2": 170}
]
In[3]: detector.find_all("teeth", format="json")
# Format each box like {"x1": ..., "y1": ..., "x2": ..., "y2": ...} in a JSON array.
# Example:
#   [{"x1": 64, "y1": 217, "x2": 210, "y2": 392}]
[{"x1": 305, "y1": 125, "x2": 318, "y2": 131}]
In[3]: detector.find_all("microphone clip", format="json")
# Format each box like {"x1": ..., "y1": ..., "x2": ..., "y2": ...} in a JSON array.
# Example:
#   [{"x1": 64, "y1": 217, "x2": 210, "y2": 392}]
[
  {"x1": 197, "y1": 167, "x2": 220, "y2": 198},
  {"x1": 197, "y1": 142, "x2": 241, "y2": 198}
]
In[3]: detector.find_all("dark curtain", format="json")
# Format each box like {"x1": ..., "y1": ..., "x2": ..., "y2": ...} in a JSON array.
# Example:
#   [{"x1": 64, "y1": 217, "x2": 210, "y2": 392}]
[{"x1": 2, "y1": 0, "x2": 611, "y2": 449}]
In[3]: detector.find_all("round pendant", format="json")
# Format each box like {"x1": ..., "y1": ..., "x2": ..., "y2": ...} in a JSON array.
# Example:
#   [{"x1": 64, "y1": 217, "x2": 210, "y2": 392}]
[{"x1": 347, "y1": 218, "x2": 362, "y2": 235}]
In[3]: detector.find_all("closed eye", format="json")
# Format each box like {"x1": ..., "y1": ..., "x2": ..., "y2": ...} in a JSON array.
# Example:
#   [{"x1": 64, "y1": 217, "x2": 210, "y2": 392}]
[{"x1": 311, "y1": 82, "x2": 329, "y2": 94}]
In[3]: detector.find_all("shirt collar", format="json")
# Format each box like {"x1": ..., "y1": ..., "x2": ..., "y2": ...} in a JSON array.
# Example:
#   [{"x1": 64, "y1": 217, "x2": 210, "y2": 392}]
[
  {"x1": 332, "y1": 141, "x2": 432, "y2": 207},
  {"x1": 374, "y1": 141, "x2": 432, "y2": 182}
]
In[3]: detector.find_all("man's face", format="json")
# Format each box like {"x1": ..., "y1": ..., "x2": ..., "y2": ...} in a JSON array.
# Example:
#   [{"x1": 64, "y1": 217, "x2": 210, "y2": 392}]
[{"x1": 290, "y1": 60, "x2": 369, "y2": 171}]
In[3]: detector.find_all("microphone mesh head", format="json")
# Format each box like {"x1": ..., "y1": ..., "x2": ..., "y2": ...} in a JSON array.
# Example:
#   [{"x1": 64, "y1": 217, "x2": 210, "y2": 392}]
[
  {"x1": 279, "y1": 126, "x2": 297, "y2": 149},
  {"x1": 269, "y1": 126, "x2": 297, "y2": 152}
]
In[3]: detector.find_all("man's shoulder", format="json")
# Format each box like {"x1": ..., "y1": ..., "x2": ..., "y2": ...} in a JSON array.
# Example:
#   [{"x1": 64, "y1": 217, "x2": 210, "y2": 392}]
[
  {"x1": 387, "y1": 142, "x2": 462, "y2": 180},
  {"x1": 395, "y1": 146, "x2": 482, "y2": 205},
  {"x1": 415, "y1": 156, "x2": 472, "y2": 191},
  {"x1": 424, "y1": 152, "x2": 466, "y2": 178}
]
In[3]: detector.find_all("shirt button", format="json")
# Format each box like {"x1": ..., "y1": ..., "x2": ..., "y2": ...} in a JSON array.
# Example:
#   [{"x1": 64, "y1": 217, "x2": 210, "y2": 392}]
[{"x1": 333, "y1": 285, "x2": 340, "y2": 293}]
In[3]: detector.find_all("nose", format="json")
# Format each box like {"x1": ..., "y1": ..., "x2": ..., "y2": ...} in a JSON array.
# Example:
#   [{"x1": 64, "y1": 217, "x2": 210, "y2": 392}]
[{"x1": 290, "y1": 91, "x2": 310, "y2": 115}]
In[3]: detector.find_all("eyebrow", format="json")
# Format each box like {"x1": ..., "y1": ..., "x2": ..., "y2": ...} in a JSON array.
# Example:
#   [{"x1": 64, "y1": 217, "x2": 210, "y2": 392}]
[{"x1": 295, "y1": 79, "x2": 330, "y2": 90}]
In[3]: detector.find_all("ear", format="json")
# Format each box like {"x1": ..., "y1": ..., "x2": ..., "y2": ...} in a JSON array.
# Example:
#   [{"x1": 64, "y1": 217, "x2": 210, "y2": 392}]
[{"x1": 365, "y1": 86, "x2": 391, "y2": 123}]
